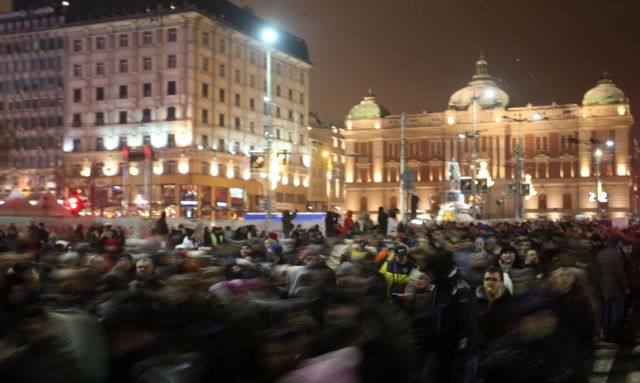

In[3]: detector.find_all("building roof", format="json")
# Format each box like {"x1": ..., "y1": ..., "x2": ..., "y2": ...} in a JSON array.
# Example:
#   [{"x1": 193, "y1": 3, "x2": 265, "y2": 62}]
[
  {"x1": 582, "y1": 71, "x2": 626, "y2": 106},
  {"x1": 347, "y1": 90, "x2": 390, "y2": 120},
  {"x1": 447, "y1": 55, "x2": 509, "y2": 111},
  {"x1": 13, "y1": 0, "x2": 310, "y2": 63}
]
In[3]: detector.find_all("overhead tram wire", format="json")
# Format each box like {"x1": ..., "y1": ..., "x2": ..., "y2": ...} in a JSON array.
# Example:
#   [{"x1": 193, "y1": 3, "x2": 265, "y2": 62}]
[{"x1": 267, "y1": 0, "x2": 469, "y2": 78}]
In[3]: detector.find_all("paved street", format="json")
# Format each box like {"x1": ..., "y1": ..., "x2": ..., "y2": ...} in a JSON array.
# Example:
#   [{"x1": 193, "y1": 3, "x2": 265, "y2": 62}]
[{"x1": 592, "y1": 308, "x2": 640, "y2": 383}]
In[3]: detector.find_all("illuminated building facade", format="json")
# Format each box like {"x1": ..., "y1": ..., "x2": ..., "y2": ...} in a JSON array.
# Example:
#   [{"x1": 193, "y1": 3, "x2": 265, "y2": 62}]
[{"x1": 343, "y1": 57, "x2": 633, "y2": 220}]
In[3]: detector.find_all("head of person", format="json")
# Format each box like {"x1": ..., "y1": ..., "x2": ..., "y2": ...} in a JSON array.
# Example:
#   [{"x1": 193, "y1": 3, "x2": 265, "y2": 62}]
[
  {"x1": 590, "y1": 233, "x2": 604, "y2": 249},
  {"x1": 394, "y1": 245, "x2": 409, "y2": 265},
  {"x1": 549, "y1": 266, "x2": 576, "y2": 295},
  {"x1": 525, "y1": 249, "x2": 539, "y2": 265},
  {"x1": 474, "y1": 238, "x2": 485, "y2": 252},
  {"x1": 267, "y1": 243, "x2": 284, "y2": 263},
  {"x1": 114, "y1": 253, "x2": 134, "y2": 272},
  {"x1": 240, "y1": 243, "x2": 253, "y2": 258},
  {"x1": 483, "y1": 265, "x2": 504, "y2": 299},
  {"x1": 135, "y1": 258, "x2": 155, "y2": 280},
  {"x1": 499, "y1": 246, "x2": 517, "y2": 266}
]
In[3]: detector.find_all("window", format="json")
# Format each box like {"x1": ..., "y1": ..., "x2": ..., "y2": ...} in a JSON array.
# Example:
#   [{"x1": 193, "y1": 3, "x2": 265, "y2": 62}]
[
  {"x1": 218, "y1": 88, "x2": 225, "y2": 102},
  {"x1": 249, "y1": 51, "x2": 255, "y2": 65},
  {"x1": 167, "y1": 81, "x2": 176, "y2": 95},
  {"x1": 73, "y1": 139, "x2": 81, "y2": 152},
  {"x1": 234, "y1": 69, "x2": 241, "y2": 82},
  {"x1": 72, "y1": 113, "x2": 81, "y2": 127},
  {"x1": 167, "y1": 28, "x2": 177, "y2": 42},
  {"x1": 168, "y1": 134, "x2": 175, "y2": 147},
  {"x1": 202, "y1": 83, "x2": 209, "y2": 98},
  {"x1": 143, "y1": 135, "x2": 151, "y2": 145},
  {"x1": 166, "y1": 107, "x2": 176, "y2": 121},
  {"x1": 142, "y1": 109, "x2": 151, "y2": 123},
  {"x1": 73, "y1": 88, "x2": 81, "y2": 103},
  {"x1": 276, "y1": 107, "x2": 281, "y2": 118},
  {"x1": 73, "y1": 64, "x2": 82, "y2": 77},
  {"x1": 96, "y1": 87, "x2": 104, "y2": 101},
  {"x1": 218, "y1": 138, "x2": 225, "y2": 151},
  {"x1": 276, "y1": 85, "x2": 281, "y2": 97},
  {"x1": 143, "y1": 57, "x2": 152, "y2": 71},
  {"x1": 95, "y1": 112, "x2": 104, "y2": 125},
  {"x1": 299, "y1": 93, "x2": 304, "y2": 105},
  {"x1": 119, "y1": 136, "x2": 127, "y2": 149},
  {"x1": 202, "y1": 32, "x2": 209, "y2": 46},
  {"x1": 535, "y1": 137, "x2": 541, "y2": 151},
  {"x1": 119, "y1": 59, "x2": 128, "y2": 73},
  {"x1": 275, "y1": 62, "x2": 282, "y2": 75},
  {"x1": 542, "y1": 136, "x2": 548, "y2": 151},
  {"x1": 218, "y1": 38, "x2": 226, "y2": 53},
  {"x1": 202, "y1": 135, "x2": 208, "y2": 148},
  {"x1": 142, "y1": 31, "x2": 152, "y2": 45},
  {"x1": 250, "y1": 75, "x2": 255, "y2": 87},
  {"x1": 234, "y1": 93, "x2": 240, "y2": 107},
  {"x1": 202, "y1": 109, "x2": 208, "y2": 123},
  {"x1": 96, "y1": 37, "x2": 105, "y2": 50},
  {"x1": 538, "y1": 193, "x2": 547, "y2": 210},
  {"x1": 167, "y1": 161, "x2": 176, "y2": 174},
  {"x1": 119, "y1": 85, "x2": 128, "y2": 99},
  {"x1": 96, "y1": 62, "x2": 105, "y2": 75},
  {"x1": 235, "y1": 117, "x2": 240, "y2": 130},
  {"x1": 563, "y1": 193, "x2": 572, "y2": 210},
  {"x1": 118, "y1": 34, "x2": 128, "y2": 48},
  {"x1": 167, "y1": 54, "x2": 176, "y2": 68},
  {"x1": 288, "y1": 89, "x2": 292, "y2": 101},
  {"x1": 249, "y1": 98, "x2": 255, "y2": 111},
  {"x1": 73, "y1": 39, "x2": 82, "y2": 52},
  {"x1": 218, "y1": 114, "x2": 225, "y2": 127},
  {"x1": 96, "y1": 137, "x2": 104, "y2": 151},
  {"x1": 219, "y1": 64, "x2": 225, "y2": 77},
  {"x1": 119, "y1": 111, "x2": 127, "y2": 124},
  {"x1": 249, "y1": 122, "x2": 255, "y2": 134},
  {"x1": 276, "y1": 129, "x2": 281, "y2": 139},
  {"x1": 143, "y1": 83, "x2": 152, "y2": 97},
  {"x1": 203, "y1": 57, "x2": 209, "y2": 71},
  {"x1": 288, "y1": 110, "x2": 293, "y2": 121}
]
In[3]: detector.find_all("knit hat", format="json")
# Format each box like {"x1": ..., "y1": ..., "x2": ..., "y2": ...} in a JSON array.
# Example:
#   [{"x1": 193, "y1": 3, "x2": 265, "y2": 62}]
[{"x1": 268, "y1": 243, "x2": 283, "y2": 257}]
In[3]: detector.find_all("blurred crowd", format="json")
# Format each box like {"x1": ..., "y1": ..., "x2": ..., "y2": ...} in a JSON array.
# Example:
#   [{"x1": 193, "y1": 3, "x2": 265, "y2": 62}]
[{"x1": 0, "y1": 209, "x2": 639, "y2": 383}]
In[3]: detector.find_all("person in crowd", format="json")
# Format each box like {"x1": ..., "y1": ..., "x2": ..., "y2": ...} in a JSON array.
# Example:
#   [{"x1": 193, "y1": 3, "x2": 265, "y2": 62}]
[
  {"x1": 112, "y1": 253, "x2": 136, "y2": 283},
  {"x1": 130, "y1": 257, "x2": 164, "y2": 292},
  {"x1": 422, "y1": 249, "x2": 478, "y2": 383},
  {"x1": 377, "y1": 207, "x2": 389, "y2": 235},
  {"x1": 378, "y1": 245, "x2": 416, "y2": 301},
  {"x1": 593, "y1": 234, "x2": 629, "y2": 343},
  {"x1": 475, "y1": 266, "x2": 513, "y2": 354},
  {"x1": 281, "y1": 210, "x2": 297, "y2": 239}
]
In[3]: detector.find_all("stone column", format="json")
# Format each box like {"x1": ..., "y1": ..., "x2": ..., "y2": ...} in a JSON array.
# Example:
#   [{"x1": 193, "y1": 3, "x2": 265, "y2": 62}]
[
  {"x1": 497, "y1": 135, "x2": 505, "y2": 179},
  {"x1": 492, "y1": 135, "x2": 498, "y2": 177},
  {"x1": 614, "y1": 128, "x2": 629, "y2": 176},
  {"x1": 372, "y1": 139, "x2": 384, "y2": 183},
  {"x1": 578, "y1": 129, "x2": 591, "y2": 177},
  {"x1": 345, "y1": 141, "x2": 355, "y2": 183}
]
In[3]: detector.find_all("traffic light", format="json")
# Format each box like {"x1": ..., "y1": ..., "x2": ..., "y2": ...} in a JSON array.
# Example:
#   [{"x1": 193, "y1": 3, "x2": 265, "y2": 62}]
[
  {"x1": 66, "y1": 196, "x2": 83, "y2": 216},
  {"x1": 410, "y1": 194, "x2": 419, "y2": 219},
  {"x1": 250, "y1": 153, "x2": 265, "y2": 168}
]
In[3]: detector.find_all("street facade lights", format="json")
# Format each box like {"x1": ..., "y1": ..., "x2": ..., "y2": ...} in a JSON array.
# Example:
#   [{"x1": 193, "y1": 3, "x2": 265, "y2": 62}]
[
  {"x1": 261, "y1": 27, "x2": 277, "y2": 232},
  {"x1": 322, "y1": 149, "x2": 333, "y2": 211},
  {"x1": 569, "y1": 137, "x2": 614, "y2": 217}
]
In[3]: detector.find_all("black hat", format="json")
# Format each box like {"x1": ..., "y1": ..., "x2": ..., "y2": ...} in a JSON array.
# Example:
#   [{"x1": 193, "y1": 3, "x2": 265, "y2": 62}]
[{"x1": 395, "y1": 245, "x2": 408, "y2": 257}]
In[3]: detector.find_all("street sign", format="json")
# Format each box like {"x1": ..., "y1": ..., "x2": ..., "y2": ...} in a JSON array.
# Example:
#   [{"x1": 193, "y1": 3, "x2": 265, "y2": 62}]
[{"x1": 460, "y1": 177, "x2": 472, "y2": 193}]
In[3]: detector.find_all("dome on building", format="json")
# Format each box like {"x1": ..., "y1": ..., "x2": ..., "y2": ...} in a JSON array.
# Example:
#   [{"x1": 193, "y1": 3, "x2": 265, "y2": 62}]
[
  {"x1": 582, "y1": 71, "x2": 626, "y2": 106},
  {"x1": 448, "y1": 55, "x2": 509, "y2": 111},
  {"x1": 347, "y1": 90, "x2": 390, "y2": 120}
]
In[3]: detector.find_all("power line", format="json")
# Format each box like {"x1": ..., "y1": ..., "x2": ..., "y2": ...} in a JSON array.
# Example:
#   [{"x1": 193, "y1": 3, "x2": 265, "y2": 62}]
[
  {"x1": 412, "y1": 0, "x2": 476, "y2": 58},
  {"x1": 267, "y1": 0, "x2": 469, "y2": 78}
]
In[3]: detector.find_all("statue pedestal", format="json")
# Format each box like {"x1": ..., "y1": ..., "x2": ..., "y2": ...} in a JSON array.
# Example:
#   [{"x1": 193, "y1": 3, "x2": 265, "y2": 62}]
[{"x1": 436, "y1": 189, "x2": 472, "y2": 223}]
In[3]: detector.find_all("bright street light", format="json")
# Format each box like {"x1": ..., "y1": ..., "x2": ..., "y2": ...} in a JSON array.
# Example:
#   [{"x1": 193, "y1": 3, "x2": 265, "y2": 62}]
[
  {"x1": 483, "y1": 88, "x2": 495, "y2": 98},
  {"x1": 606, "y1": 140, "x2": 614, "y2": 148},
  {"x1": 322, "y1": 150, "x2": 330, "y2": 158},
  {"x1": 261, "y1": 27, "x2": 277, "y2": 45},
  {"x1": 595, "y1": 148, "x2": 603, "y2": 158},
  {"x1": 458, "y1": 133, "x2": 466, "y2": 139}
]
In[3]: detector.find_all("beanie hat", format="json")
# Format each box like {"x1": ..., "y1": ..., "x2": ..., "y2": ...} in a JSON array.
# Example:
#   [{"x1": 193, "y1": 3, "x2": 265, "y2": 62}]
[{"x1": 268, "y1": 243, "x2": 283, "y2": 257}]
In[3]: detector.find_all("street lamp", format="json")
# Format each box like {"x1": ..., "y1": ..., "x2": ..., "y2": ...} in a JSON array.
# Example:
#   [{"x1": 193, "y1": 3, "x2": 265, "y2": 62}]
[
  {"x1": 322, "y1": 149, "x2": 333, "y2": 211},
  {"x1": 261, "y1": 26, "x2": 277, "y2": 232},
  {"x1": 470, "y1": 88, "x2": 496, "y2": 223}
]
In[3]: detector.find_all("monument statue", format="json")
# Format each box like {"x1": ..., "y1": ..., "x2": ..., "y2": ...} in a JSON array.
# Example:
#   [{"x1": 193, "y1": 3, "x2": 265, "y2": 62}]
[{"x1": 448, "y1": 160, "x2": 461, "y2": 191}]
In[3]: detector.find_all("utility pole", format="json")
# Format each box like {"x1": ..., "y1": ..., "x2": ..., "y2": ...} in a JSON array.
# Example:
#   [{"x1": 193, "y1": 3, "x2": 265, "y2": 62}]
[
  {"x1": 471, "y1": 99, "x2": 478, "y2": 223},
  {"x1": 265, "y1": 46, "x2": 273, "y2": 233},
  {"x1": 514, "y1": 118, "x2": 524, "y2": 221},
  {"x1": 400, "y1": 113, "x2": 406, "y2": 223}
]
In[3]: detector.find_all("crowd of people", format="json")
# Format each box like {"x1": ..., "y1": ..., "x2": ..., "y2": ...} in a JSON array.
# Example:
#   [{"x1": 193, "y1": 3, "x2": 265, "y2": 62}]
[{"x1": 0, "y1": 209, "x2": 639, "y2": 383}]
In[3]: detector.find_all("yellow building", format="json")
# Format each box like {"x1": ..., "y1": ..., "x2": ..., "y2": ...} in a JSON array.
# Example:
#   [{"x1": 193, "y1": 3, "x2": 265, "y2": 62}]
[{"x1": 343, "y1": 57, "x2": 633, "y2": 221}]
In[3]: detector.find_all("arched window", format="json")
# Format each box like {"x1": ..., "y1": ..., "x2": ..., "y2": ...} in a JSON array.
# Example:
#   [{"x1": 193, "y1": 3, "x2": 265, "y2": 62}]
[
  {"x1": 538, "y1": 193, "x2": 547, "y2": 210},
  {"x1": 562, "y1": 193, "x2": 572, "y2": 210},
  {"x1": 359, "y1": 196, "x2": 368, "y2": 213},
  {"x1": 390, "y1": 196, "x2": 397, "y2": 210}
]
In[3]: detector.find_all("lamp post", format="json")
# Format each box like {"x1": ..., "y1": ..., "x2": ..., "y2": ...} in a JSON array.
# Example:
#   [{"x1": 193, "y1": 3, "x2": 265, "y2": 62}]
[
  {"x1": 322, "y1": 149, "x2": 332, "y2": 211},
  {"x1": 261, "y1": 27, "x2": 277, "y2": 232},
  {"x1": 469, "y1": 88, "x2": 495, "y2": 223}
]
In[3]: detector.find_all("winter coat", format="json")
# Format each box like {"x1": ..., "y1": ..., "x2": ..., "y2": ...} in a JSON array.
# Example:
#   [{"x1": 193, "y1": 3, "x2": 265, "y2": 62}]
[
  {"x1": 551, "y1": 283, "x2": 597, "y2": 363},
  {"x1": 596, "y1": 246, "x2": 629, "y2": 299},
  {"x1": 475, "y1": 286, "x2": 513, "y2": 352}
]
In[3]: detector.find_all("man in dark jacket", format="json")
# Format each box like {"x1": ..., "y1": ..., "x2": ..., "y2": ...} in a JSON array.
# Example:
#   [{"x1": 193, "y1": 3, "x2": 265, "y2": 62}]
[
  {"x1": 475, "y1": 266, "x2": 512, "y2": 353},
  {"x1": 423, "y1": 250, "x2": 477, "y2": 383},
  {"x1": 281, "y1": 210, "x2": 297, "y2": 238},
  {"x1": 377, "y1": 207, "x2": 388, "y2": 235},
  {"x1": 594, "y1": 234, "x2": 629, "y2": 342}
]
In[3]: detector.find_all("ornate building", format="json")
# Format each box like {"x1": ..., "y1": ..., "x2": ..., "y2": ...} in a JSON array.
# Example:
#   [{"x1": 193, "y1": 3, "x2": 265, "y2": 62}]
[{"x1": 343, "y1": 57, "x2": 633, "y2": 221}]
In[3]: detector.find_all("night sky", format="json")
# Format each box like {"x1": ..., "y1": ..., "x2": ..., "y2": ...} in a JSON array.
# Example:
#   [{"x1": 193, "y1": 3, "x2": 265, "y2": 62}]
[{"x1": 232, "y1": 0, "x2": 640, "y2": 132}]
